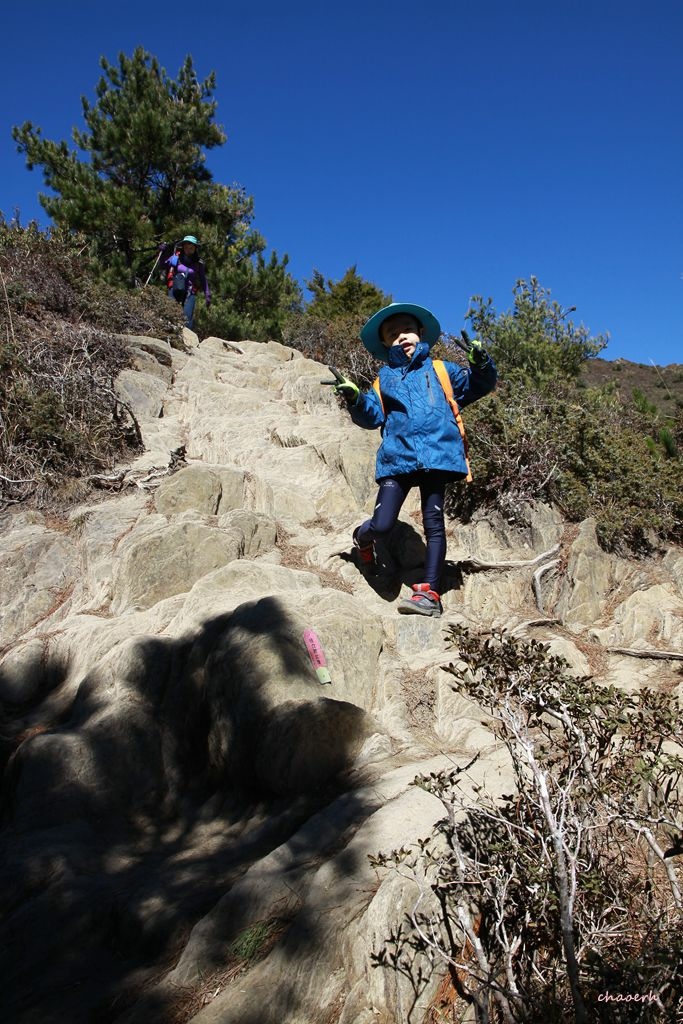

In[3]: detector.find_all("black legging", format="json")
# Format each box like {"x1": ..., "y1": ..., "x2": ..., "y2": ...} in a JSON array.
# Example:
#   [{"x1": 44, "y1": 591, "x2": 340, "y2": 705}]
[{"x1": 355, "y1": 470, "x2": 452, "y2": 591}]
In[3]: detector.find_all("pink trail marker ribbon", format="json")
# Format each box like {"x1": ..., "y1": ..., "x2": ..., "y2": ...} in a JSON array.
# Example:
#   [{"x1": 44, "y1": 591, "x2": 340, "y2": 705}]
[{"x1": 303, "y1": 629, "x2": 332, "y2": 685}]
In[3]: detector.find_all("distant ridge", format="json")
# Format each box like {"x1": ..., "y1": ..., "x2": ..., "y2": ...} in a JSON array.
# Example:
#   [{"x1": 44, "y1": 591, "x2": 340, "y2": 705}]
[{"x1": 580, "y1": 356, "x2": 683, "y2": 419}]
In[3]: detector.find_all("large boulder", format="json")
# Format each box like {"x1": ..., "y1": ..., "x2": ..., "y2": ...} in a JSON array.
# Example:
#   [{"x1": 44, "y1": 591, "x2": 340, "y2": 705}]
[
  {"x1": 154, "y1": 465, "x2": 224, "y2": 516},
  {"x1": 554, "y1": 520, "x2": 615, "y2": 629},
  {"x1": 115, "y1": 368, "x2": 169, "y2": 420},
  {"x1": 121, "y1": 335, "x2": 174, "y2": 384},
  {"x1": 112, "y1": 521, "x2": 244, "y2": 611},
  {"x1": 0, "y1": 524, "x2": 78, "y2": 646}
]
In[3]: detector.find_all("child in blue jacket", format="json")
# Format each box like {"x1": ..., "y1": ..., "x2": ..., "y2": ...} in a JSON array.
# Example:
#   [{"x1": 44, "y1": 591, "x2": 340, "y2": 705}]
[{"x1": 328, "y1": 302, "x2": 496, "y2": 617}]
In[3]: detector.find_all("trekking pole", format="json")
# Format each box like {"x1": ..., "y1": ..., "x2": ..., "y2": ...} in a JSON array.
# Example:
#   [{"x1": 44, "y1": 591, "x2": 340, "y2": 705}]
[
  {"x1": 320, "y1": 365, "x2": 346, "y2": 386},
  {"x1": 144, "y1": 249, "x2": 163, "y2": 288},
  {"x1": 452, "y1": 329, "x2": 474, "y2": 356}
]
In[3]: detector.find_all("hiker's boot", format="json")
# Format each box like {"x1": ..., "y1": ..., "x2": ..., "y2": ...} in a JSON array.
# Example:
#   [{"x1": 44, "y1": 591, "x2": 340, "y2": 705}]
[
  {"x1": 353, "y1": 526, "x2": 377, "y2": 574},
  {"x1": 398, "y1": 583, "x2": 442, "y2": 617}
]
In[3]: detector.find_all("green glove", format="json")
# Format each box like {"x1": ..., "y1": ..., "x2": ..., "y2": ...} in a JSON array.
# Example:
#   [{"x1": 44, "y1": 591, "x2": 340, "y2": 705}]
[
  {"x1": 321, "y1": 366, "x2": 360, "y2": 403},
  {"x1": 456, "y1": 330, "x2": 489, "y2": 368}
]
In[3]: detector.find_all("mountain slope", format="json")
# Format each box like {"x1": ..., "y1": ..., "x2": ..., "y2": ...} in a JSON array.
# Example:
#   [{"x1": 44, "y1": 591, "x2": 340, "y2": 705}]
[{"x1": 1, "y1": 331, "x2": 681, "y2": 1024}]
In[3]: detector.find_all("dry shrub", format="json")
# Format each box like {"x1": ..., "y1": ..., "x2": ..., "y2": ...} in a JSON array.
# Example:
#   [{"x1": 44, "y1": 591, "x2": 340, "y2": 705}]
[
  {"x1": 0, "y1": 315, "x2": 141, "y2": 506},
  {"x1": 283, "y1": 313, "x2": 379, "y2": 389},
  {"x1": 0, "y1": 218, "x2": 184, "y2": 508},
  {"x1": 1, "y1": 216, "x2": 184, "y2": 341},
  {"x1": 373, "y1": 627, "x2": 683, "y2": 1022}
]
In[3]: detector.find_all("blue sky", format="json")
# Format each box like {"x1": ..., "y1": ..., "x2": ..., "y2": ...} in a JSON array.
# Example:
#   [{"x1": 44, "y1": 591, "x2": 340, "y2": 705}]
[{"x1": 2, "y1": 1, "x2": 682, "y2": 364}]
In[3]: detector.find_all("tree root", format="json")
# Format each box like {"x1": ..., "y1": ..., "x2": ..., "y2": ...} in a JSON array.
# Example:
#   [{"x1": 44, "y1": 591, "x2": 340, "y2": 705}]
[
  {"x1": 458, "y1": 543, "x2": 561, "y2": 572},
  {"x1": 88, "y1": 446, "x2": 186, "y2": 492},
  {"x1": 607, "y1": 647, "x2": 683, "y2": 662},
  {"x1": 533, "y1": 559, "x2": 560, "y2": 614}
]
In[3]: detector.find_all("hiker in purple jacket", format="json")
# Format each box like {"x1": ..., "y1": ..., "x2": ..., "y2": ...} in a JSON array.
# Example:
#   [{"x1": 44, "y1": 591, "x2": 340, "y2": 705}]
[{"x1": 161, "y1": 235, "x2": 211, "y2": 329}]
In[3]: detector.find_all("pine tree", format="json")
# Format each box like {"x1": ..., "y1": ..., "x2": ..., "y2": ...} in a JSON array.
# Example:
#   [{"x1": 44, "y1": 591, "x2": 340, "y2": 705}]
[
  {"x1": 13, "y1": 47, "x2": 298, "y2": 339},
  {"x1": 14, "y1": 49, "x2": 241, "y2": 278},
  {"x1": 467, "y1": 277, "x2": 607, "y2": 384},
  {"x1": 199, "y1": 250, "x2": 302, "y2": 342},
  {"x1": 305, "y1": 265, "x2": 391, "y2": 320}
]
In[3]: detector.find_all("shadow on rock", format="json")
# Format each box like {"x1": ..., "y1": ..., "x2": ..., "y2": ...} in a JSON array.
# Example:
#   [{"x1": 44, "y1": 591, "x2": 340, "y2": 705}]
[
  {"x1": 338, "y1": 519, "x2": 440, "y2": 601},
  {"x1": 0, "y1": 596, "x2": 379, "y2": 1024},
  {"x1": 441, "y1": 560, "x2": 465, "y2": 596},
  {"x1": 0, "y1": 642, "x2": 72, "y2": 773}
]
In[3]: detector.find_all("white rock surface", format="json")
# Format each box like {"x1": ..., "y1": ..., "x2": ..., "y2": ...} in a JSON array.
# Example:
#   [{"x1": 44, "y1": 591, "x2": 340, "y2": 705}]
[{"x1": 1, "y1": 332, "x2": 681, "y2": 1024}]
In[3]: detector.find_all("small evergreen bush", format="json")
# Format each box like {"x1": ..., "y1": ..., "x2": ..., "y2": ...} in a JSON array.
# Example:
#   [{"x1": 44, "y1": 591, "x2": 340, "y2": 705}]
[{"x1": 447, "y1": 280, "x2": 682, "y2": 552}]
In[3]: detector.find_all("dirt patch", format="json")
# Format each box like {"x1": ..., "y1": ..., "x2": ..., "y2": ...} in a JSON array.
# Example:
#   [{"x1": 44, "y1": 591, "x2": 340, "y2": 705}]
[
  {"x1": 401, "y1": 669, "x2": 437, "y2": 732},
  {"x1": 276, "y1": 525, "x2": 353, "y2": 594}
]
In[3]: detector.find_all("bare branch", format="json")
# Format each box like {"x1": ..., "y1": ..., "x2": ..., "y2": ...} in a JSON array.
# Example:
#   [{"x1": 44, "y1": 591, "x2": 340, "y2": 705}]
[
  {"x1": 459, "y1": 543, "x2": 561, "y2": 572},
  {"x1": 607, "y1": 647, "x2": 683, "y2": 662}
]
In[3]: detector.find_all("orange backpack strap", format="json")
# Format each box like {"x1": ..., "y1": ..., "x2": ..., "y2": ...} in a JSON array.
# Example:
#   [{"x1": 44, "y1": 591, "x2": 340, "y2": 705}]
[
  {"x1": 432, "y1": 360, "x2": 473, "y2": 483},
  {"x1": 372, "y1": 377, "x2": 385, "y2": 416}
]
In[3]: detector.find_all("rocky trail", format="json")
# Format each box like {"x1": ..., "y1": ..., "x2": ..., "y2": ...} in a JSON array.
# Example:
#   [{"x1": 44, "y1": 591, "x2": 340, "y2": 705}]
[{"x1": 1, "y1": 331, "x2": 681, "y2": 1024}]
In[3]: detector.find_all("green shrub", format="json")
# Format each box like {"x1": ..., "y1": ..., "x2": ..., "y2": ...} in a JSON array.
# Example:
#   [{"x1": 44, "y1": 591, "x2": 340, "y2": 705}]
[
  {"x1": 467, "y1": 277, "x2": 607, "y2": 386},
  {"x1": 440, "y1": 277, "x2": 683, "y2": 552},
  {"x1": 194, "y1": 248, "x2": 302, "y2": 343},
  {"x1": 632, "y1": 388, "x2": 659, "y2": 418},
  {"x1": 228, "y1": 920, "x2": 278, "y2": 962},
  {"x1": 448, "y1": 377, "x2": 682, "y2": 553},
  {"x1": 659, "y1": 427, "x2": 678, "y2": 459}
]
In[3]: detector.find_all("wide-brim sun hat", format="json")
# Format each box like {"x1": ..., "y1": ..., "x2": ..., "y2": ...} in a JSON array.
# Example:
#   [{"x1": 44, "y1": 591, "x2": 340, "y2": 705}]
[
  {"x1": 360, "y1": 303, "x2": 441, "y2": 361},
  {"x1": 182, "y1": 235, "x2": 200, "y2": 245}
]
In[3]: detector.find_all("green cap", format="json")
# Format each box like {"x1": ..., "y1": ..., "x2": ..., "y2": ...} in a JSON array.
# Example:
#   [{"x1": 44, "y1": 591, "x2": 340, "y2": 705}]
[{"x1": 182, "y1": 235, "x2": 199, "y2": 245}]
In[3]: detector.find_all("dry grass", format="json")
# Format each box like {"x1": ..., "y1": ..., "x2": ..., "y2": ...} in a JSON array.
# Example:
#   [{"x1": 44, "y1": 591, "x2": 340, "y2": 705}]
[
  {"x1": 0, "y1": 218, "x2": 183, "y2": 511},
  {"x1": 39, "y1": 512, "x2": 73, "y2": 534},
  {"x1": 422, "y1": 972, "x2": 468, "y2": 1023},
  {"x1": 268, "y1": 427, "x2": 307, "y2": 449},
  {"x1": 166, "y1": 917, "x2": 290, "y2": 1024},
  {"x1": 302, "y1": 514, "x2": 336, "y2": 533},
  {"x1": 82, "y1": 603, "x2": 114, "y2": 619},
  {"x1": 166, "y1": 963, "x2": 246, "y2": 1023},
  {"x1": 568, "y1": 632, "x2": 611, "y2": 678},
  {"x1": 276, "y1": 523, "x2": 353, "y2": 593}
]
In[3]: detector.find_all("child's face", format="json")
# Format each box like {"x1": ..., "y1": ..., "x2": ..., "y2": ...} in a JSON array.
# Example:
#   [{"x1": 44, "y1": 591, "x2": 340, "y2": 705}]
[{"x1": 380, "y1": 314, "x2": 422, "y2": 358}]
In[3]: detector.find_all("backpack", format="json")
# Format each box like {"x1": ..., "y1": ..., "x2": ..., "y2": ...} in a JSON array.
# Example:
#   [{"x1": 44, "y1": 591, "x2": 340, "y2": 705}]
[
  {"x1": 372, "y1": 359, "x2": 472, "y2": 482},
  {"x1": 172, "y1": 268, "x2": 189, "y2": 300}
]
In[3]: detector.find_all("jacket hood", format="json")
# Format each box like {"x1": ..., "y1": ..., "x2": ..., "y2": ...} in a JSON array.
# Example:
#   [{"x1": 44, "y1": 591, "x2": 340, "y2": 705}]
[{"x1": 386, "y1": 341, "x2": 431, "y2": 369}]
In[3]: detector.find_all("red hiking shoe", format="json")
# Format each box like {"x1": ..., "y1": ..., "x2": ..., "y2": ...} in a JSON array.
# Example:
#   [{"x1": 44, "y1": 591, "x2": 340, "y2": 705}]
[
  {"x1": 398, "y1": 583, "x2": 442, "y2": 617},
  {"x1": 352, "y1": 526, "x2": 377, "y2": 574}
]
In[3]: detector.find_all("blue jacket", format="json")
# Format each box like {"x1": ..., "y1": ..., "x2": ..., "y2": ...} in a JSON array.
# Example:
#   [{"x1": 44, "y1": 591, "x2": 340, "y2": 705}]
[{"x1": 351, "y1": 341, "x2": 497, "y2": 481}]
